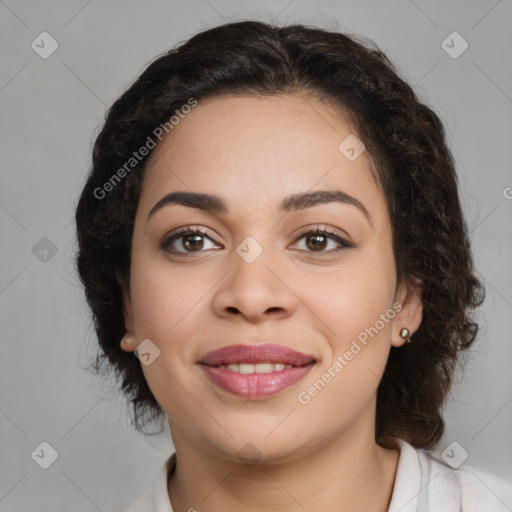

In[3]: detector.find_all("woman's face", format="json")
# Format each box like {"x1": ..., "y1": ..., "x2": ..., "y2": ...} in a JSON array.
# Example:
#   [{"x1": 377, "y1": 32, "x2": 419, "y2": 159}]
[{"x1": 121, "y1": 94, "x2": 422, "y2": 462}]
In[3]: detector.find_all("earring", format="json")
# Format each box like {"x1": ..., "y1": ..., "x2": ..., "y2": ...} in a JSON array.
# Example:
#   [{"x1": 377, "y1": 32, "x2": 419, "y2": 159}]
[
  {"x1": 400, "y1": 328, "x2": 411, "y2": 343},
  {"x1": 121, "y1": 336, "x2": 133, "y2": 346}
]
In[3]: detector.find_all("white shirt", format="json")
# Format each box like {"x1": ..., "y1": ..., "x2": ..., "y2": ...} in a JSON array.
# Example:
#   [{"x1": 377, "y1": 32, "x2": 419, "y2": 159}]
[{"x1": 124, "y1": 437, "x2": 512, "y2": 511}]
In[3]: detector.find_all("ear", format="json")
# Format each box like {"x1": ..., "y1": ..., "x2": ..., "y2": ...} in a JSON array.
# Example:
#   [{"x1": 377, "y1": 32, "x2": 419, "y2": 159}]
[
  {"x1": 391, "y1": 276, "x2": 423, "y2": 348},
  {"x1": 117, "y1": 272, "x2": 136, "y2": 353}
]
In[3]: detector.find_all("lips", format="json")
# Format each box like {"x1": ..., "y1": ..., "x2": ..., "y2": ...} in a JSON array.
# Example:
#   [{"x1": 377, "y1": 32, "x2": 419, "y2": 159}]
[
  {"x1": 199, "y1": 344, "x2": 315, "y2": 367},
  {"x1": 198, "y1": 344, "x2": 316, "y2": 399}
]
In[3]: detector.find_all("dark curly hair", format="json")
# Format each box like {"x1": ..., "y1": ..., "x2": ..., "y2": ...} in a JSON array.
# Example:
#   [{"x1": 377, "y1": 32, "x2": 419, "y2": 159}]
[{"x1": 75, "y1": 20, "x2": 484, "y2": 448}]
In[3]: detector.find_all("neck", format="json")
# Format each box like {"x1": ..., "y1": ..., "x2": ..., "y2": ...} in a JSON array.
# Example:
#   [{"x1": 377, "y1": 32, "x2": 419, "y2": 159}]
[{"x1": 167, "y1": 429, "x2": 400, "y2": 512}]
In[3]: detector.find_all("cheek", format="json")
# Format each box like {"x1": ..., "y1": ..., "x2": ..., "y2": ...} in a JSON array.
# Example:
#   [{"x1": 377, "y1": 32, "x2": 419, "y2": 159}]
[
  {"x1": 129, "y1": 248, "x2": 222, "y2": 357},
  {"x1": 129, "y1": 253, "x2": 215, "y2": 417},
  {"x1": 292, "y1": 258, "x2": 396, "y2": 422},
  {"x1": 299, "y1": 251, "x2": 396, "y2": 349},
  {"x1": 132, "y1": 265, "x2": 196, "y2": 337}
]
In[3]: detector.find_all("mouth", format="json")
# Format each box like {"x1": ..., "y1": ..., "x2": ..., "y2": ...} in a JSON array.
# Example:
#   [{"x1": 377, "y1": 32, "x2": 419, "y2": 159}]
[
  {"x1": 198, "y1": 343, "x2": 315, "y2": 367},
  {"x1": 198, "y1": 344, "x2": 316, "y2": 399},
  {"x1": 213, "y1": 362, "x2": 306, "y2": 374}
]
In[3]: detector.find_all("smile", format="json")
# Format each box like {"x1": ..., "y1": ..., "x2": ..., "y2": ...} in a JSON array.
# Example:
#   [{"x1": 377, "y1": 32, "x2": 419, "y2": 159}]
[
  {"x1": 198, "y1": 343, "x2": 316, "y2": 399},
  {"x1": 218, "y1": 362, "x2": 294, "y2": 374}
]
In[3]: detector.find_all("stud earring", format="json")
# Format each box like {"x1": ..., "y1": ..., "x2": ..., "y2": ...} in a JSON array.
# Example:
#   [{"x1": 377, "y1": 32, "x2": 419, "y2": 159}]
[
  {"x1": 400, "y1": 328, "x2": 411, "y2": 343},
  {"x1": 121, "y1": 336, "x2": 133, "y2": 346}
]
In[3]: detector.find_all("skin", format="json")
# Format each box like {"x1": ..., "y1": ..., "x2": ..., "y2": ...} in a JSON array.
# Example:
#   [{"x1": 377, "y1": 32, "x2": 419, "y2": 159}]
[{"x1": 120, "y1": 93, "x2": 423, "y2": 512}]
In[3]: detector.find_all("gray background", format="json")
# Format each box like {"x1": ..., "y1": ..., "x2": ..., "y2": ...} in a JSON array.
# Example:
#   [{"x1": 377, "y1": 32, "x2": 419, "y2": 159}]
[{"x1": 1, "y1": 0, "x2": 511, "y2": 510}]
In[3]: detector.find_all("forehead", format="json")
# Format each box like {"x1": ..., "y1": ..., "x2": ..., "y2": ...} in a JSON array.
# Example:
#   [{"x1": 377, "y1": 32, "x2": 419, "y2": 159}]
[{"x1": 140, "y1": 94, "x2": 385, "y2": 223}]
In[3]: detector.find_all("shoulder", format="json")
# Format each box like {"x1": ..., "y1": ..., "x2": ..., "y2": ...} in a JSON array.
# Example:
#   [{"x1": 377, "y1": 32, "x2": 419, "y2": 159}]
[{"x1": 416, "y1": 446, "x2": 512, "y2": 511}]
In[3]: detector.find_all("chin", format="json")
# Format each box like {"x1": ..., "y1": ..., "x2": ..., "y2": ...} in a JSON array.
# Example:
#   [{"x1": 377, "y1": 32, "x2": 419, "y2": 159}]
[{"x1": 201, "y1": 417, "x2": 311, "y2": 465}]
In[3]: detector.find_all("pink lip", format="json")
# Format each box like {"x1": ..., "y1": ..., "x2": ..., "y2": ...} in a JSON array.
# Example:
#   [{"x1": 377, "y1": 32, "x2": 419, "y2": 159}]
[
  {"x1": 198, "y1": 344, "x2": 316, "y2": 399},
  {"x1": 199, "y1": 344, "x2": 315, "y2": 366}
]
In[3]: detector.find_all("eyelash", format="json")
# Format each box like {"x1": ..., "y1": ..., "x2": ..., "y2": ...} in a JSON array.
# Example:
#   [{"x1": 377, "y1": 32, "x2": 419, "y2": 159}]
[{"x1": 160, "y1": 226, "x2": 354, "y2": 257}]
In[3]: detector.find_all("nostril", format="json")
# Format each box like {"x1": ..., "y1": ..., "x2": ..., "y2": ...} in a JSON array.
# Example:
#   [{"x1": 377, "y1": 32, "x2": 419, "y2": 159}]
[{"x1": 226, "y1": 306, "x2": 239, "y2": 313}]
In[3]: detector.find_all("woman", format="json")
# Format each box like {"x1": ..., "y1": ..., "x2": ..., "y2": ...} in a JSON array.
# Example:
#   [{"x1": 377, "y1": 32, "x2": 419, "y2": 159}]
[{"x1": 75, "y1": 20, "x2": 512, "y2": 512}]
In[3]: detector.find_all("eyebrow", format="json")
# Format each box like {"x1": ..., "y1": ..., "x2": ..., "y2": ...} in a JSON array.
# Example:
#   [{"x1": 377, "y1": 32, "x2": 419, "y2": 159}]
[{"x1": 147, "y1": 189, "x2": 372, "y2": 226}]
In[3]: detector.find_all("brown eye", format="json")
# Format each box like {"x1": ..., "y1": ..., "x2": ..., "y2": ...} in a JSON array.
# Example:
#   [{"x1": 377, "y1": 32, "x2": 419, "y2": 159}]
[
  {"x1": 182, "y1": 233, "x2": 204, "y2": 251},
  {"x1": 160, "y1": 228, "x2": 220, "y2": 254},
  {"x1": 306, "y1": 233, "x2": 328, "y2": 251},
  {"x1": 292, "y1": 228, "x2": 353, "y2": 254}
]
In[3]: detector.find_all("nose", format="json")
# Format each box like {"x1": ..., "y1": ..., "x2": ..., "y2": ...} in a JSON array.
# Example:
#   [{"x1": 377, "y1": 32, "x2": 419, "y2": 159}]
[{"x1": 211, "y1": 250, "x2": 298, "y2": 323}]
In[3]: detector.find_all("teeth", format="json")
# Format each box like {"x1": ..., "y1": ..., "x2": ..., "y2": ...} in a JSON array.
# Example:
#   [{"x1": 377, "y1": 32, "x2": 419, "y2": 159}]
[{"x1": 221, "y1": 363, "x2": 293, "y2": 374}]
